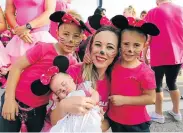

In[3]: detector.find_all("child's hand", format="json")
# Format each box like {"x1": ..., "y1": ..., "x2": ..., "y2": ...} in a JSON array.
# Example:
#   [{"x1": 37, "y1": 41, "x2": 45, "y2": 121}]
[
  {"x1": 109, "y1": 95, "x2": 125, "y2": 106},
  {"x1": 83, "y1": 53, "x2": 92, "y2": 64}
]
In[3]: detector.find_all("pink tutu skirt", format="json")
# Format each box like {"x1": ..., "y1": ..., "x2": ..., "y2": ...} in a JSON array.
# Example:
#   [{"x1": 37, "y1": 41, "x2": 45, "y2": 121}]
[
  {"x1": 6, "y1": 31, "x2": 57, "y2": 62},
  {"x1": 0, "y1": 42, "x2": 11, "y2": 68}
]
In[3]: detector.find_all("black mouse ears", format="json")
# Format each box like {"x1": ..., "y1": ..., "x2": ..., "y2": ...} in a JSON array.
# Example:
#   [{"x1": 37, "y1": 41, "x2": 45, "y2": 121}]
[
  {"x1": 88, "y1": 14, "x2": 114, "y2": 30},
  {"x1": 50, "y1": 11, "x2": 92, "y2": 34},
  {"x1": 111, "y1": 15, "x2": 160, "y2": 36},
  {"x1": 31, "y1": 56, "x2": 69, "y2": 96}
]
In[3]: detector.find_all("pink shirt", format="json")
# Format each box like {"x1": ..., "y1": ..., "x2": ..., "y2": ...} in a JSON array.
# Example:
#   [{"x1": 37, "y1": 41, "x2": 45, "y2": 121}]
[
  {"x1": 50, "y1": 0, "x2": 69, "y2": 39},
  {"x1": 16, "y1": 42, "x2": 77, "y2": 107},
  {"x1": 145, "y1": 2, "x2": 183, "y2": 66},
  {"x1": 108, "y1": 62, "x2": 156, "y2": 125},
  {"x1": 13, "y1": 0, "x2": 50, "y2": 32},
  {"x1": 67, "y1": 63, "x2": 110, "y2": 112}
]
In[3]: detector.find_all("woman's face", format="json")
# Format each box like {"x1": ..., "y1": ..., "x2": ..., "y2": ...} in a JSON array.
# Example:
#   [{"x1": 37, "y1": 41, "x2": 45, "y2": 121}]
[
  {"x1": 57, "y1": 23, "x2": 82, "y2": 54},
  {"x1": 91, "y1": 31, "x2": 118, "y2": 69}
]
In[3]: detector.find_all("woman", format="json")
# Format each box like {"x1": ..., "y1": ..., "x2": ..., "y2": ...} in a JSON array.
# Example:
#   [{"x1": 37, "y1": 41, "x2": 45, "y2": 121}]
[
  {"x1": 50, "y1": 26, "x2": 120, "y2": 132},
  {"x1": 5, "y1": 0, "x2": 57, "y2": 63}
]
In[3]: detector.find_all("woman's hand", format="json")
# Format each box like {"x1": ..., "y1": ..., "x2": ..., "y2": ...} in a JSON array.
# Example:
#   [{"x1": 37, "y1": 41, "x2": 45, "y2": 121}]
[
  {"x1": 2, "y1": 98, "x2": 19, "y2": 121},
  {"x1": 14, "y1": 25, "x2": 33, "y2": 44},
  {"x1": 59, "y1": 96, "x2": 96, "y2": 115}
]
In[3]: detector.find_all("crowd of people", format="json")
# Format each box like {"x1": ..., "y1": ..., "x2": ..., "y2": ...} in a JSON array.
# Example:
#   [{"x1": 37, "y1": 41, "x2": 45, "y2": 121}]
[{"x1": 0, "y1": 0, "x2": 183, "y2": 132}]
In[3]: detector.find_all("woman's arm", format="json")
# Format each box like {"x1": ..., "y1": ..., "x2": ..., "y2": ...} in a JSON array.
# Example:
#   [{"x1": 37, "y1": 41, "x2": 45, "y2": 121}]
[
  {"x1": 5, "y1": 0, "x2": 18, "y2": 29},
  {"x1": 29, "y1": 0, "x2": 56, "y2": 29},
  {"x1": 0, "y1": 7, "x2": 7, "y2": 32}
]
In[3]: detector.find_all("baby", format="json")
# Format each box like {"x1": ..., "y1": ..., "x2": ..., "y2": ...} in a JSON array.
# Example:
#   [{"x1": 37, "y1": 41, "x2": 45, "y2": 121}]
[
  {"x1": 31, "y1": 56, "x2": 102, "y2": 132},
  {"x1": 49, "y1": 72, "x2": 102, "y2": 132}
]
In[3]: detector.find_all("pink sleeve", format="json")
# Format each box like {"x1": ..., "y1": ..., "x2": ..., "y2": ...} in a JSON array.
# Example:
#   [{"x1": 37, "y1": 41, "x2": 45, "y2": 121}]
[
  {"x1": 144, "y1": 10, "x2": 151, "y2": 22},
  {"x1": 67, "y1": 63, "x2": 82, "y2": 83},
  {"x1": 26, "y1": 42, "x2": 44, "y2": 64},
  {"x1": 141, "y1": 69, "x2": 156, "y2": 90},
  {"x1": 67, "y1": 55, "x2": 78, "y2": 66}
]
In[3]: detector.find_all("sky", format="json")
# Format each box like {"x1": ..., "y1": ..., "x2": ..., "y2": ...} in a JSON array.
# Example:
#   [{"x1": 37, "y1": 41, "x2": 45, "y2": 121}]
[{"x1": 1, "y1": 0, "x2": 183, "y2": 21}]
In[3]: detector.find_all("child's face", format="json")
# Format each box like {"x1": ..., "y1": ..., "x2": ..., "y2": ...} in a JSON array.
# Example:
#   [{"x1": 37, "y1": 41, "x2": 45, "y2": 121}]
[
  {"x1": 121, "y1": 30, "x2": 146, "y2": 63},
  {"x1": 123, "y1": 9, "x2": 132, "y2": 18},
  {"x1": 57, "y1": 23, "x2": 82, "y2": 54},
  {"x1": 50, "y1": 73, "x2": 76, "y2": 100},
  {"x1": 91, "y1": 31, "x2": 118, "y2": 69},
  {"x1": 140, "y1": 13, "x2": 147, "y2": 20}
]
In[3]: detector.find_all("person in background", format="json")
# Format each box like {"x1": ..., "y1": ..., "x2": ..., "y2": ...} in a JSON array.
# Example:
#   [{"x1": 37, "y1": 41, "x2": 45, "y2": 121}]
[
  {"x1": 123, "y1": 5, "x2": 136, "y2": 18},
  {"x1": 5, "y1": 0, "x2": 57, "y2": 63},
  {"x1": 144, "y1": 0, "x2": 183, "y2": 123},
  {"x1": 140, "y1": 10, "x2": 147, "y2": 20}
]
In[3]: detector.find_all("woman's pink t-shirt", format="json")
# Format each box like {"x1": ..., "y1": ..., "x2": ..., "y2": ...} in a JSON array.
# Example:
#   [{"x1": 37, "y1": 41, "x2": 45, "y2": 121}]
[
  {"x1": 108, "y1": 62, "x2": 156, "y2": 125},
  {"x1": 16, "y1": 42, "x2": 77, "y2": 108},
  {"x1": 145, "y1": 2, "x2": 183, "y2": 66},
  {"x1": 67, "y1": 63, "x2": 110, "y2": 112},
  {"x1": 13, "y1": 0, "x2": 51, "y2": 32}
]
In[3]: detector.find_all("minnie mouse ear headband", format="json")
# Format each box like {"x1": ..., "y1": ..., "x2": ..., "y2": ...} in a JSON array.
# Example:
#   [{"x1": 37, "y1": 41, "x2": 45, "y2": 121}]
[
  {"x1": 88, "y1": 14, "x2": 114, "y2": 30},
  {"x1": 31, "y1": 56, "x2": 69, "y2": 96},
  {"x1": 50, "y1": 11, "x2": 92, "y2": 34},
  {"x1": 111, "y1": 15, "x2": 160, "y2": 36}
]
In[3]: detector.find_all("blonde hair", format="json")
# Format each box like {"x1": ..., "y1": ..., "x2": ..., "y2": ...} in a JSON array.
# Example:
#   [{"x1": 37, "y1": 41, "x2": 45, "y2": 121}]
[
  {"x1": 66, "y1": 10, "x2": 83, "y2": 21},
  {"x1": 124, "y1": 5, "x2": 136, "y2": 17},
  {"x1": 82, "y1": 36, "x2": 98, "y2": 90}
]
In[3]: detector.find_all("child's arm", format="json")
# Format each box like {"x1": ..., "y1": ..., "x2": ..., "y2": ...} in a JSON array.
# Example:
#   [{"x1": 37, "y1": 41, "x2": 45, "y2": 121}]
[
  {"x1": 109, "y1": 89, "x2": 155, "y2": 106},
  {"x1": 2, "y1": 43, "x2": 44, "y2": 121},
  {"x1": 2, "y1": 55, "x2": 32, "y2": 120},
  {"x1": 109, "y1": 68, "x2": 156, "y2": 106}
]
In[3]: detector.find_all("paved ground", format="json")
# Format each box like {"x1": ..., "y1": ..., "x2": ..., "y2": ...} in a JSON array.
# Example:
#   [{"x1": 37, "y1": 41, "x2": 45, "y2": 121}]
[{"x1": 0, "y1": 71, "x2": 183, "y2": 132}]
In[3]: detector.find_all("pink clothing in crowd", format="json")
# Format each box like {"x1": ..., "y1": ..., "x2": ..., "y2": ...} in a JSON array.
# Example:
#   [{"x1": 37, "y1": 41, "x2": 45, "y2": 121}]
[
  {"x1": 67, "y1": 63, "x2": 110, "y2": 112},
  {"x1": 16, "y1": 42, "x2": 77, "y2": 108},
  {"x1": 145, "y1": 2, "x2": 183, "y2": 67},
  {"x1": 0, "y1": 42, "x2": 10, "y2": 67},
  {"x1": 108, "y1": 62, "x2": 156, "y2": 125},
  {"x1": 14, "y1": 0, "x2": 49, "y2": 31},
  {"x1": 50, "y1": 0, "x2": 70, "y2": 39},
  {"x1": 6, "y1": 0, "x2": 57, "y2": 63}
]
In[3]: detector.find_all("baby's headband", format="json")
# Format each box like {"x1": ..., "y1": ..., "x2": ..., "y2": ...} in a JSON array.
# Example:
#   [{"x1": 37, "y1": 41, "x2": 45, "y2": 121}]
[
  {"x1": 111, "y1": 15, "x2": 160, "y2": 36},
  {"x1": 31, "y1": 56, "x2": 69, "y2": 96},
  {"x1": 50, "y1": 11, "x2": 92, "y2": 34}
]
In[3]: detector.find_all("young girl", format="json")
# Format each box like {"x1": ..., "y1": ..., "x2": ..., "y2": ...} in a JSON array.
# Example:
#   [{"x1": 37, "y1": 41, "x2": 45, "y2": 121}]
[
  {"x1": 31, "y1": 56, "x2": 102, "y2": 132},
  {"x1": 0, "y1": 10, "x2": 91, "y2": 132},
  {"x1": 123, "y1": 5, "x2": 136, "y2": 18},
  {"x1": 107, "y1": 15, "x2": 160, "y2": 132}
]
